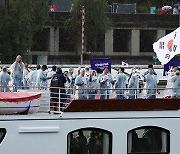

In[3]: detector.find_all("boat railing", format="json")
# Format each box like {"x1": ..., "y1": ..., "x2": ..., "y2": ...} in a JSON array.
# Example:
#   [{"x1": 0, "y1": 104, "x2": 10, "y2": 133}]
[{"x1": 0, "y1": 85, "x2": 179, "y2": 114}]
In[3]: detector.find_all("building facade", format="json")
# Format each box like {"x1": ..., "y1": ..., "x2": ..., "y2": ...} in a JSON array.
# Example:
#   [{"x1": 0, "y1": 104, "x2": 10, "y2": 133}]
[{"x1": 31, "y1": 12, "x2": 179, "y2": 65}]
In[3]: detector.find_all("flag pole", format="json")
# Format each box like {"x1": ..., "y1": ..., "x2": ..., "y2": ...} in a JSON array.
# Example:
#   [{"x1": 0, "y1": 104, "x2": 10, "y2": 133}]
[{"x1": 81, "y1": 6, "x2": 85, "y2": 65}]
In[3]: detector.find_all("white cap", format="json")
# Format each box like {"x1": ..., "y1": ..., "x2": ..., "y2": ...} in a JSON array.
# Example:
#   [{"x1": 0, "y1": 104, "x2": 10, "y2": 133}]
[
  {"x1": 162, "y1": 6, "x2": 172, "y2": 10},
  {"x1": 16, "y1": 55, "x2": 22, "y2": 59}
]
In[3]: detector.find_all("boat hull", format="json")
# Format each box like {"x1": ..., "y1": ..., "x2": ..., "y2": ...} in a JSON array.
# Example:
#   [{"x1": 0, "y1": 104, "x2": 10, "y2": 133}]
[{"x1": 0, "y1": 99, "x2": 40, "y2": 114}]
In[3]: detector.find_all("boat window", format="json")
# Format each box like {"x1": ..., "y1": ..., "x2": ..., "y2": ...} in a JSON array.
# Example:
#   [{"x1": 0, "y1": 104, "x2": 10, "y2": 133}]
[
  {"x1": 127, "y1": 126, "x2": 170, "y2": 154},
  {"x1": 0, "y1": 128, "x2": 6, "y2": 144},
  {"x1": 67, "y1": 128, "x2": 112, "y2": 154}
]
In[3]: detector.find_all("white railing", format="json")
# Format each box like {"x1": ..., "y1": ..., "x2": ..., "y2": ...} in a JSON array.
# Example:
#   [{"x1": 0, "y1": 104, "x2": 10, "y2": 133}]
[{"x1": 0, "y1": 86, "x2": 179, "y2": 114}]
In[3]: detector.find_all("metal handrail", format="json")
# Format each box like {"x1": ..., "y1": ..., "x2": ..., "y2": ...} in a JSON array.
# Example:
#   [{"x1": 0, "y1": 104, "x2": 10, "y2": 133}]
[
  {"x1": 0, "y1": 86, "x2": 179, "y2": 114},
  {"x1": 2, "y1": 85, "x2": 179, "y2": 91}
]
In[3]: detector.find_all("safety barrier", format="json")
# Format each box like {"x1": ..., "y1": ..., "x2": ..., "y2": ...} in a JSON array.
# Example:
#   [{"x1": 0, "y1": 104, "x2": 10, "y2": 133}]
[{"x1": 0, "y1": 86, "x2": 179, "y2": 114}]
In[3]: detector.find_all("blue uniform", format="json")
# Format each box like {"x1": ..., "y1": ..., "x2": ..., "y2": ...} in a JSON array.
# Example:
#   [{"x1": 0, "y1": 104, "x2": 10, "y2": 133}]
[
  {"x1": 66, "y1": 73, "x2": 75, "y2": 103},
  {"x1": 144, "y1": 70, "x2": 157, "y2": 76},
  {"x1": 75, "y1": 75, "x2": 87, "y2": 100},
  {"x1": 128, "y1": 75, "x2": 139, "y2": 99},
  {"x1": 10, "y1": 61, "x2": 24, "y2": 91},
  {"x1": 171, "y1": 75, "x2": 180, "y2": 98},
  {"x1": 165, "y1": 71, "x2": 176, "y2": 96},
  {"x1": 23, "y1": 69, "x2": 30, "y2": 88},
  {"x1": 88, "y1": 76, "x2": 97, "y2": 100},
  {"x1": 115, "y1": 73, "x2": 127, "y2": 99},
  {"x1": 0, "y1": 72, "x2": 11, "y2": 92},
  {"x1": 98, "y1": 73, "x2": 114, "y2": 99},
  {"x1": 145, "y1": 74, "x2": 157, "y2": 99}
]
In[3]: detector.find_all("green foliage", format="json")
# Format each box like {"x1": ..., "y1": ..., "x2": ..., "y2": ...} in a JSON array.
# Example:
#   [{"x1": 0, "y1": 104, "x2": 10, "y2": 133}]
[
  {"x1": 137, "y1": 4, "x2": 150, "y2": 13},
  {"x1": 0, "y1": 0, "x2": 50, "y2": 63},
  {"x1": 65, "y1": 0, "x2": 111, "y2": 52}
]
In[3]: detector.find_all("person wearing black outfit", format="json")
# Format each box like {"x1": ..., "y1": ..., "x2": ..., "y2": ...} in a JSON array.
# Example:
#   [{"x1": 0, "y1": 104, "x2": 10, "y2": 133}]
[
  {"x1": 87, "y1": 131, "x2": 98, "y2": 154},
  {"x1": 76, "y1": 131, "x2": 88, "y2": 154},
  {"x1": 50, "y1": 68, "x2": 66, "y2": 111}
]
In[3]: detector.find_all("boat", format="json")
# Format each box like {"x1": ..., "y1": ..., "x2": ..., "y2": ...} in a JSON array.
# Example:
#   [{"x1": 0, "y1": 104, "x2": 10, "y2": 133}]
[
  {"x1": 0, "y1": 92, "x2": 41, "y2": 114},
  {"x1": 0, "y1": 88, "x2": 179, "y2": 154}
]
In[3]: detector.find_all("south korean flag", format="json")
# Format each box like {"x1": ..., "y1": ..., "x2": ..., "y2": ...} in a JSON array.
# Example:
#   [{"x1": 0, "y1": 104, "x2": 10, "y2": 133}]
[{"x1": 153, "y1": 27, "x2": 180, "y2": 65}]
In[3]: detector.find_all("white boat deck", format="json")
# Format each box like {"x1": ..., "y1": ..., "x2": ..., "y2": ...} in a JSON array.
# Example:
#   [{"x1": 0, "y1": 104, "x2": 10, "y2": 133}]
[
  {"x1": 0, "y1": 112, "x2": 62, "y2": 120},
  {"x1": 62, "y1": 110, "x2": 180, "y2": 119},
  {"x1": 1, "y1": 109, "x2": 180, "y2": 120}
]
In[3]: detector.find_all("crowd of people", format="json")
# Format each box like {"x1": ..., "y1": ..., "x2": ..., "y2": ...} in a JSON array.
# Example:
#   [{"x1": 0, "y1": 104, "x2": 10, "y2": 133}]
[
  {"x1": 70, "y1": 130, "x2": 103, "y2": 154},
  {"x1": 0, "y1": 55, "x2": 51, "y2": 92},
  {"x1": 0, "y1": 55, "x2": 180, "y2": 105}
]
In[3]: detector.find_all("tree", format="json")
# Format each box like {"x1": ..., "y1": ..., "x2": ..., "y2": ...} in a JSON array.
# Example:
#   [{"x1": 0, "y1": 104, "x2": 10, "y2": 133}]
[
  {"x1": 0, "y1": 0, "x2": 50, "y2": 63},
  {"x1": 65, "y1": 0, "x2": 111, "y2": 53}
]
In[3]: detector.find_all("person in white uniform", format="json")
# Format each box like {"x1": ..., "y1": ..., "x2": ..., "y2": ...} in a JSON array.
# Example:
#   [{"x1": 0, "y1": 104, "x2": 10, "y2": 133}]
[
  {"x1": 10, "y1": 55, "x2": 24, "y2": 91},
  {"x1": 28, "y1": 64, "x2": 41, "y2": 87},
  {"x1": 36, "y1": 65, "x2": 48, "y2": 89},
  {"x1": 47, "y1": 65, "x2": 57, "y2": 86}
]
